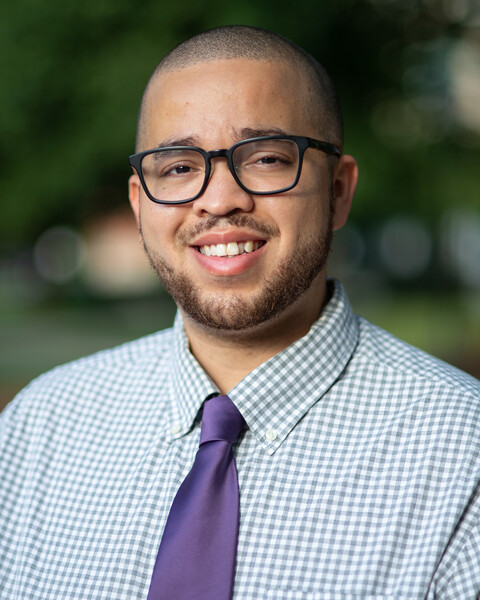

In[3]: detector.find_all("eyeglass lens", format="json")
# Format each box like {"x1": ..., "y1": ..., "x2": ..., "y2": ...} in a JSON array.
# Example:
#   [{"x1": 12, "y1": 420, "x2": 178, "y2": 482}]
[{"x1": 140, "y1": 139, "x2": 300, "y2": 203}]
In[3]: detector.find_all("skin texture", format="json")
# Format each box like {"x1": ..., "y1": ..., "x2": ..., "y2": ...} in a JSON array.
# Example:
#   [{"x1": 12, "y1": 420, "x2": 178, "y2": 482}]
[{"x1": 129, "y1": 58, "x2": 358, "y2": 392}]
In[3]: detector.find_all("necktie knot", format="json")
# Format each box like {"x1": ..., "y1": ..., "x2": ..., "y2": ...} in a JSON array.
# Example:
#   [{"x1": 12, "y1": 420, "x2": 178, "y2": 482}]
[{"x1": 200, "y1": 395, "x2": 245, "y2": 446}]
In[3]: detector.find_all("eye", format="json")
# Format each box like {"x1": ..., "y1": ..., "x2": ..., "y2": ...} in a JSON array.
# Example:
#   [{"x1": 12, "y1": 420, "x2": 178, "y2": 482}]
[
  {"x1": 258, "y1": 155, "x2": 281, "y2": 164},
  {"x1": 162, "y1": 163, "x2": 197, "y2": 177},
  {"x1": 144, "y1": 149, "x2": 205, "y2": 179},
  {"x1": 234, "y1": 140, "x2": 298, "y2": 171},
  {"x1": 249, "y1": 152, "x2": 293, "y2": 168}
]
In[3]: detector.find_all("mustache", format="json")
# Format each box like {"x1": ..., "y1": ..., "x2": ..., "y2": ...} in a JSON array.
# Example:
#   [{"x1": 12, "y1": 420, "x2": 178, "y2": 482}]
[{"x1": 178, "y1": 214, "x2": 280, "y2": 243}]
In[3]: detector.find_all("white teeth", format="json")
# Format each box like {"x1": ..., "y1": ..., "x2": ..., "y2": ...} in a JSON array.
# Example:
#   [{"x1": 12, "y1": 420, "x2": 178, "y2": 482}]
[
  {"x1": 227, "y1": 242, "x2": 239, "y2": 256},
  {"x1": 198, "y1": 240, "x2": 263, "y2": 257}
]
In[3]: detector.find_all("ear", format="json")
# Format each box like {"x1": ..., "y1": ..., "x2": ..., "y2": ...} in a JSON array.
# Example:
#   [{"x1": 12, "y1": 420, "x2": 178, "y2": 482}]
[
  {"x1": 331, "y1": 154, "x2": 358, "y2": 231},
  {"x1": 128, "y1": 172, "x2": 141, "y2": 228}
]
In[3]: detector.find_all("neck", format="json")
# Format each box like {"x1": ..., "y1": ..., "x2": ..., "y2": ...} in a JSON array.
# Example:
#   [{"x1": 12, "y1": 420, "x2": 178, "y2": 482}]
[{"x1": 182, "y1": 278, "x2": 328, "y2": 394}]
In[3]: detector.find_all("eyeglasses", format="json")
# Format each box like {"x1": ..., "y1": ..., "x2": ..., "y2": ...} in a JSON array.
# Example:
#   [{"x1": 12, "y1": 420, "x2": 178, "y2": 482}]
[{"x1": 129, "y1": 135, "x2": 341, "y2": 205}]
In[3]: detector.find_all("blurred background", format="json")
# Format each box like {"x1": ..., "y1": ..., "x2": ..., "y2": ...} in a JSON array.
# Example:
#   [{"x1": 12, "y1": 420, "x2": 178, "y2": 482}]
[{"x1": 1, "y1": 0, "x2": 479, "y2": 410}]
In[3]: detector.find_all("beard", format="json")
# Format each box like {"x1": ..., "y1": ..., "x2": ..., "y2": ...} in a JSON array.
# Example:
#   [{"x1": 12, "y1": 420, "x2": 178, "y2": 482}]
[{"x1": 141, "y1": 211, "x2": 333, "y2": 332}]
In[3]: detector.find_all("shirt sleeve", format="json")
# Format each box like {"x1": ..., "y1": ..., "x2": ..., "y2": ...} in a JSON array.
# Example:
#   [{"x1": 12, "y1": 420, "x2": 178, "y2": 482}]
[{"x1": 429, "y1": 483, "x2": 480, "y2": 599}]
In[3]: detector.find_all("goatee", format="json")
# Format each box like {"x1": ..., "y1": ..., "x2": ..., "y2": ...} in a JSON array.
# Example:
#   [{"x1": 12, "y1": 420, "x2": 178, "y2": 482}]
[{"x1": 141, "y1": 213, "x2": 333, "y2": 332}]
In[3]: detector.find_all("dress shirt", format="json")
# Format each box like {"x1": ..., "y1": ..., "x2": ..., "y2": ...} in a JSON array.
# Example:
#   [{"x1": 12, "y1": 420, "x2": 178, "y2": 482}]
[{"x1": 1, "y1": 280, "x2": 480, "y2": 599}]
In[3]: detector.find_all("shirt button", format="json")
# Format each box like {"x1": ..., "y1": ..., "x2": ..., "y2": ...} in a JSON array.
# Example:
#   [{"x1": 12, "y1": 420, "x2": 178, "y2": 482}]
[
  {"x1": 171, "y1": 422, "x2": 181, "y2": 435},
  {"x1": 265, "y1": 429, "x2": 278, "y2": 442}
]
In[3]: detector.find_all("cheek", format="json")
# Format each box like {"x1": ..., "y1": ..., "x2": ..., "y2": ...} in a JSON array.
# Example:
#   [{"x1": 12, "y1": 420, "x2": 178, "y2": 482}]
[
  {"x1": 286, "y1": 169, "x2": 332, "y2": 229},
  {"x1": 303, "y1": 183, "x2": 334, "y2": 235},
  {"x1": 272, "y1": 191, "x2": 330, "y2": 244},
  {"x1": 140, "y1": 200, "x2": 186, "y2": 244}
]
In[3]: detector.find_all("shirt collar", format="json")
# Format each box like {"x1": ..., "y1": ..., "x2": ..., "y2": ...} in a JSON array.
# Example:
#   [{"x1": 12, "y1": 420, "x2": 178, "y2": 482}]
[
  {"x1": 166, "y1": 315, "x2": 218, "y2": 442},
  {"x1": 230, "y1": 279, "x2": 358, "y2": 454},
  {"x1": 167, "y1": 279, "x2": 358, "y2": 452}
]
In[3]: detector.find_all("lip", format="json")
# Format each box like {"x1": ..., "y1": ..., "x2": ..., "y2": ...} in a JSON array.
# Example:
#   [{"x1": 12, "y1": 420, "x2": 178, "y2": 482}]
[{"x1": 190, "y1": 239, "x2": 267, "y2": 277}]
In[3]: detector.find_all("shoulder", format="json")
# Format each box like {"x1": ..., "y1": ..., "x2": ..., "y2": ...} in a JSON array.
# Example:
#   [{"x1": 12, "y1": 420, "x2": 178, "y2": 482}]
[
  {"x1": 31, "y1": 325, "x2": 175, "y2": 387},
  {"x1": 1, "y1": 327, "x2": 176, "y2": 428},
  {"x1": 352, "y1": 315, "x2": 480, "y2": 402},
  {"x1": 53, "y1": 325, "x2": 176, "y2": 372}
]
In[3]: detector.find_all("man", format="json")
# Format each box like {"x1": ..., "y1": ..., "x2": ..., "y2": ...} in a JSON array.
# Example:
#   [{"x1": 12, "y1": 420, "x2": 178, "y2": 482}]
[{"x1": 1, "y1": 25, "x2": 479, "y2": 600}]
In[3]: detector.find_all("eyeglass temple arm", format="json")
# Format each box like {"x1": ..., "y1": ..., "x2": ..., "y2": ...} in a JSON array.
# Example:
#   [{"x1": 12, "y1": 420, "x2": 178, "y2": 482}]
[{"x1": 308, "y1": 139, "x2": 341, "y2": 157}]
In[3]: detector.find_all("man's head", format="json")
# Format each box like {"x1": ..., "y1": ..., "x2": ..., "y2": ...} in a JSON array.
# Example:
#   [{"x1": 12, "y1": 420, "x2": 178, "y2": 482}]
[
  {"x1": 129, "y1": 26, "x2": 358, "y2": 338},
  {"x1": 136, "y1": 26, "x2": 343, "y2": 153}
]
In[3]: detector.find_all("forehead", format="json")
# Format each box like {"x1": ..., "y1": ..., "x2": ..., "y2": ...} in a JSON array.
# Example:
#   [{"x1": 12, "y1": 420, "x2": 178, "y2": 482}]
[{"x1": 141, "y1": 58, "x2": 315, "y2": 149}]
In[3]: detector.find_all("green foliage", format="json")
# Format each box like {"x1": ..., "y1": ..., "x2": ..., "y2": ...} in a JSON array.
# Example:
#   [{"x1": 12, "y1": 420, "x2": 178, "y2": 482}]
[{"x1": 1, "y1": 0, "x2": 479, "y2": 246}]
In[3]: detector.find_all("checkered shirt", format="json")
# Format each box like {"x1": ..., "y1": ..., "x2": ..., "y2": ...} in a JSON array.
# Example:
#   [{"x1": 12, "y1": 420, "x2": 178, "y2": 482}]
[{"x1": 1, "y1": 280, "x2": 480, "y2": 599}]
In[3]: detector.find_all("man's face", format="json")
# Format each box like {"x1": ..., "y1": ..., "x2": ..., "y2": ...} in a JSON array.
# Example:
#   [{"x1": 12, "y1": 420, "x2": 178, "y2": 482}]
[{"x1": 129, "y1": 58, "x2": 354, "y2": 334}]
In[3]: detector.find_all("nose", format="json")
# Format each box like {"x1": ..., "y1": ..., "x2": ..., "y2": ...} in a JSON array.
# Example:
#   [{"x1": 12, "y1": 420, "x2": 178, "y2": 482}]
[{"x1": 191, "y1": 159, "x2": 254, "y2": 217}]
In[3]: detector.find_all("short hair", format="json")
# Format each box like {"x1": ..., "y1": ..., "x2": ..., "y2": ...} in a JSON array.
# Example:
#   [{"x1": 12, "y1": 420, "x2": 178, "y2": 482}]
[{"x1": 136, "y1": 25, "x2": 343, "y2": 152}]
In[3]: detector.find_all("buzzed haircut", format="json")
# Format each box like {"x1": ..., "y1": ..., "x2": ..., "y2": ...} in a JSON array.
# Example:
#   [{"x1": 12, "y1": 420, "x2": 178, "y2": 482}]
[{"x1": 136, "y1": 25, "x2": 343, "y2": 152}]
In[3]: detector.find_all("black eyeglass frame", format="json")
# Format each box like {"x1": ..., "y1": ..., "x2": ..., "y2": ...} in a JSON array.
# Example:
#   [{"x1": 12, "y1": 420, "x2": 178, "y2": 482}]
[{"x1": 129, "y1": 134, "x2": 341, "y2": 206}]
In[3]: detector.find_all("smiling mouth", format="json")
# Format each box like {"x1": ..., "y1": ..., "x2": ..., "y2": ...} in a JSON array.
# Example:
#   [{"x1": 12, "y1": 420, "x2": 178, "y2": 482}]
[{"x1": 198, "y1": 240, "x2": 265, "y2": 257}]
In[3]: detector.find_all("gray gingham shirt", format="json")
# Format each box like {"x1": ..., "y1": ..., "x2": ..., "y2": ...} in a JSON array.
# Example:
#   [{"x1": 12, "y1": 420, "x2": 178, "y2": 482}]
[{"x1": 1, "y1": 281, "x2": 480, "y2": 599}]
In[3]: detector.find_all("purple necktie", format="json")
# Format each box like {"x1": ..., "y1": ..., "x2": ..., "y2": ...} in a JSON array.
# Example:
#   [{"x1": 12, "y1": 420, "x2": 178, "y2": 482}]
[{"x1": 147, "y1": 395, "x2": 245, "y2": 600}]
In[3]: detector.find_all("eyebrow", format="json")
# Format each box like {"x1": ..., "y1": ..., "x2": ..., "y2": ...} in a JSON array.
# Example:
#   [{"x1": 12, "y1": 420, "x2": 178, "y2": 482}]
[
  {"x1": 152, "y1": 127, "x2": 291, "y2": 151},
  {"x1": 236, "y1": 127, "x2": 290, "y2": 140},
  {"x1": 153, "y1": 136, "x2": 200, "y2": 148}
]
